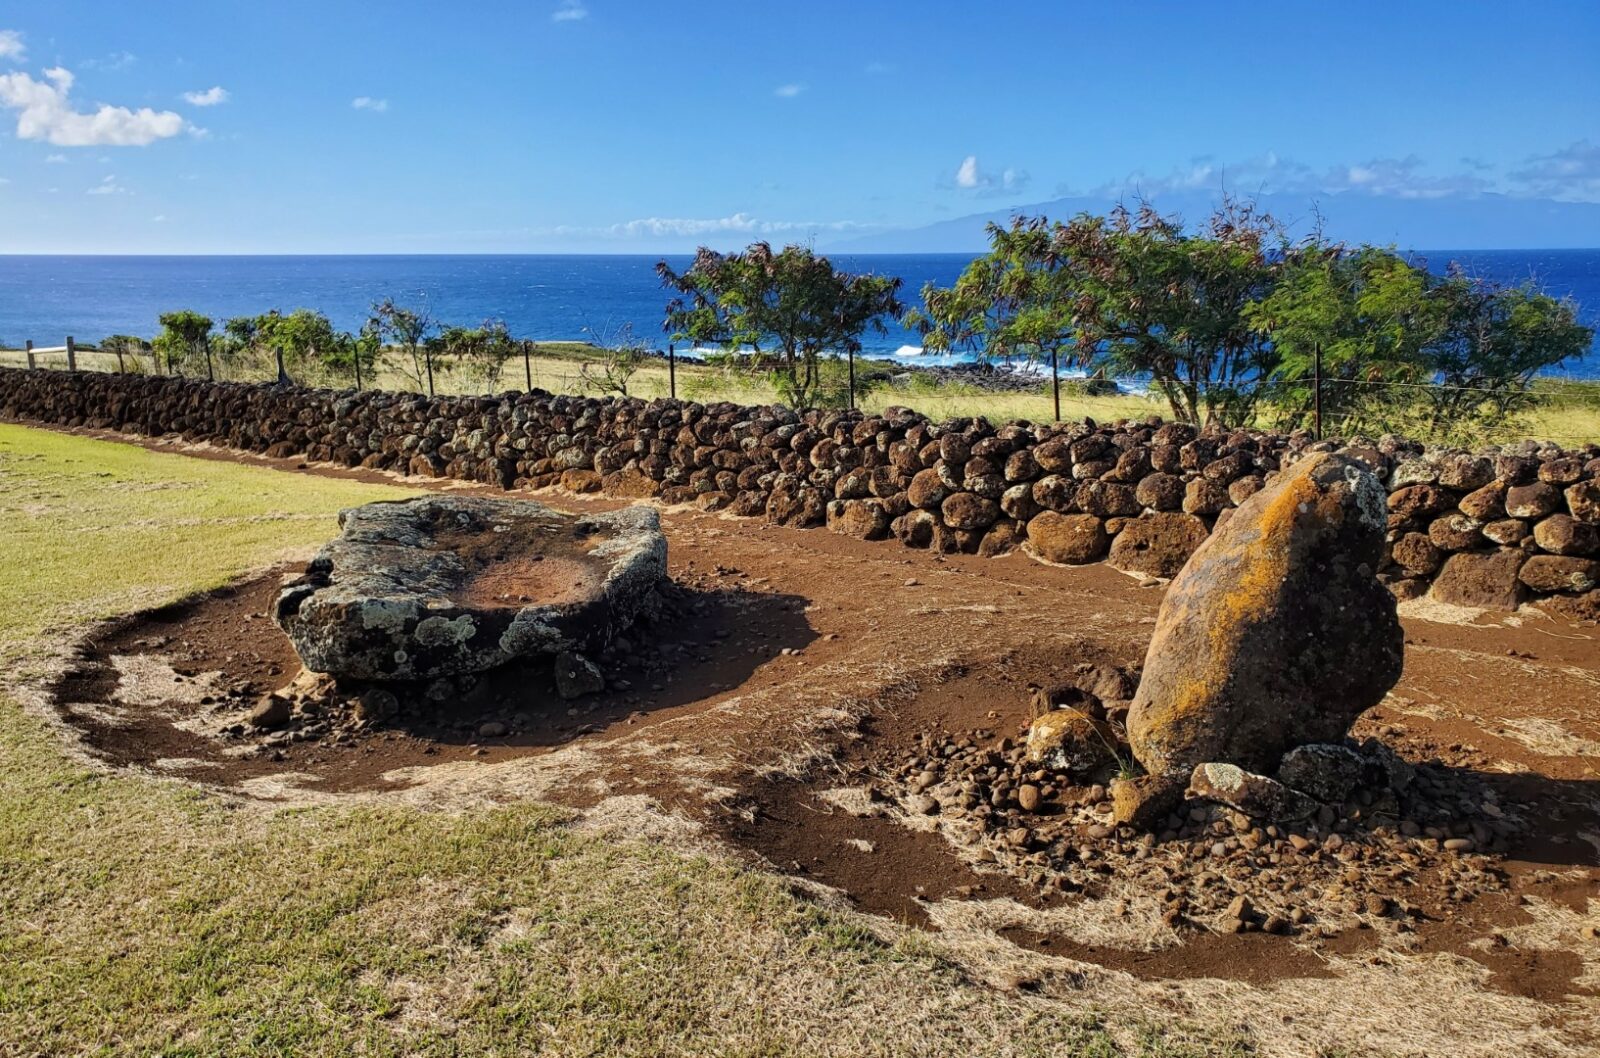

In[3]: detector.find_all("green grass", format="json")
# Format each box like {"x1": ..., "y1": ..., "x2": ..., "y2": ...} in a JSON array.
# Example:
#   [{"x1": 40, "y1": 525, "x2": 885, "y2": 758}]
[{"x1": 0, "y1": 423, "x2": 1249, "y2": 1057}]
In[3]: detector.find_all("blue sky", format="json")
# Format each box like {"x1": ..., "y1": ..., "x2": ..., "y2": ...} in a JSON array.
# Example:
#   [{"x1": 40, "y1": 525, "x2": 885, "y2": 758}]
[{"x1": 0, "y1": 0, "x2": 1597, "y2": 253}]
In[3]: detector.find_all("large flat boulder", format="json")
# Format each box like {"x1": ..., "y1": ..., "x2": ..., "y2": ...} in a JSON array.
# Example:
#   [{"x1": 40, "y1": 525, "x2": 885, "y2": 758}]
[
  {"x1": 1126, "y1": 452, "x2": 1404, "y2": 777},
  {"x1": 275, "y1": 496, "x2": 666, "y2": 681}
]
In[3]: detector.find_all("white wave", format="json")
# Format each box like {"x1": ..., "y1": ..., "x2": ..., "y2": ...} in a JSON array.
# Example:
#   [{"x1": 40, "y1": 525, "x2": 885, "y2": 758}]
[{"x1": 892, "y1": 344, "x2": 924, "y2": 357}]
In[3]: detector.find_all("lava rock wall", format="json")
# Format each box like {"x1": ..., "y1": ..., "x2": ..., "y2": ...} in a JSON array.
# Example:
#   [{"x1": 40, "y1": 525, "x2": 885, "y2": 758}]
[{"x1": 3, "y1": 367, "x2": 1597, "y2": 616}]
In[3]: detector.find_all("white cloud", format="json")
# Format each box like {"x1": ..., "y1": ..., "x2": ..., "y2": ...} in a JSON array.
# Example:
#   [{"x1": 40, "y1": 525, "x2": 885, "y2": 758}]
[
  {"x1": 45, "y1": 153, "x2": 65, "y2": 162},
  {"x1": 774, "y1": 83, "x2": 805, "y2": 98},
  {"x1": 82, "y1": 51, "x2": 136, "y2": 71},
  {"x1": 0, "y1": 30, "x2": 24, "y2": 62},
  {"x1": 351, "y1": 96, "x2": 388, "y2": 112},
  {"x1": 864, "y1": 61, "x2": 892, "y2": 75},
  {"x1": 182, "y1": 85, "x2": 229, "y2": 106},
  {"x1": 87, "y1": 174, "x2": 127, "y2": 195},
  {"x1": 955, "y1": 155, "x2": 980, "y2": 188},
  {"x1": 954, "y1": 155, "x2": 1029, "y2": 196},
  {"x1": 0, "y1": 66, "x2": 186, "y2": 146},
  {"x1": 552, "y1": 0, "x2": 588, "y2": 21},
  {"x1": 151, "y1": 213, "x2": 166, "y2": 222},
  {"x1": 548, "y1": 212, "x2": 872, "y2": 239}
]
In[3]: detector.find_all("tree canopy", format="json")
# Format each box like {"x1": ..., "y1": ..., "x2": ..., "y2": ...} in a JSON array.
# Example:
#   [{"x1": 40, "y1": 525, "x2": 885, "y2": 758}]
[
  {"x1": 428, "y1": 320, "x2": 518, "y2": 392},
  {"x1": 153, "y1": 310, "x2": 214, "y2": 376},
  {"x1": 658, "y1": 242, "x2": 904, "y2": 408},
  {"x1": 913, "y1": 201, "x2": 1592, "y2": 432}
]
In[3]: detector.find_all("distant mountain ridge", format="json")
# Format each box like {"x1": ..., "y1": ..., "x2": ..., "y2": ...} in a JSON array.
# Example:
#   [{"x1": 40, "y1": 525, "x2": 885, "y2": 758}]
[{"x1": 831, "y1": 190, "x2": 1600, "y2": 254}]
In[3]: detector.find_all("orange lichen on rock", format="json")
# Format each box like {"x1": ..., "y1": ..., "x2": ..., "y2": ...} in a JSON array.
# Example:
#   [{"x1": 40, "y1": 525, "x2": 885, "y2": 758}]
[{"x1": 1125, "y1": 453, "x2": 1402, "y2": 778}]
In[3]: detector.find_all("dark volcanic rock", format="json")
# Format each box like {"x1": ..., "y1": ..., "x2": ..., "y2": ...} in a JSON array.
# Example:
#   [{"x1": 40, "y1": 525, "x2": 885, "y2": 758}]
[
  {"x1": 1107, "y1": 512, "x2": 1209, "y2": 578},
  {"x1": 275, "y1": 495, "x2": 666, "y2": 680},
  {"x1": 1430, "y1": 549, "x2": 1527, "y2": 609},
  {"x1": 1126, "y1": 453, "x2": 1403, "y2": 777}
]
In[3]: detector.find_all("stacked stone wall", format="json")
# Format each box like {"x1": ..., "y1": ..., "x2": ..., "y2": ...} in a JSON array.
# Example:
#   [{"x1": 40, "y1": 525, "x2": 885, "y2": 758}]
[{"x1": 3, "y1": 367, "x2": 1597, "y2": 615}]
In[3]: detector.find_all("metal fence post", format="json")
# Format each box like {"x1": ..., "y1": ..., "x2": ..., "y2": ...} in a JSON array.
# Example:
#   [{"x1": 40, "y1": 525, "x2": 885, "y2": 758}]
[
  {"x1": 668, "y1": 343, "x2": 676, "y2": 400},
  {"x1": 523, "y1": 341, "x2": 533, "y2": 392},
  {"x1": 1313, "y1": 343, "x2": 1323, "y2": 441},
  {"x1": 847, "y1": 348, "x2": 856, "y2": 411},
  {"x1": 25, "y1": 340, "x2": 35, "y2": 370},
  {"x1": 66, "y1": 336, "x2": 77, "y2": 371},
  {"x1": 1051, "y1": 347, "x2": 1062, "y2": 423}
]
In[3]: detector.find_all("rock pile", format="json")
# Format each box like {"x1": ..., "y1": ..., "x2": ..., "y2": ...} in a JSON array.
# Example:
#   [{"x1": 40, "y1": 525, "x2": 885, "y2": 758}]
[
  {"x1": 877, "y1": 720, "x2": 1513, "y2": 935},
  {"x1": 3, "y1": 367, "x2": 1597, "y2": 614}
]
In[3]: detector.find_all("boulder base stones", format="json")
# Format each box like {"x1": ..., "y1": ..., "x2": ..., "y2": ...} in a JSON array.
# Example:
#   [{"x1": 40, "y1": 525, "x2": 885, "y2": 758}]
[
  {"x1": 1278, "y1": 743, "x2": 1368, "y2": 802},
  {"x1": 1110, "y1": 773, "x2": 1185, "y2": 829},
  {"x1": 554, "y1": 650, "x2": 606, "y2": 699},
  {"x1": 1025, "y1": 707, "x2": 1116, "y2": 774},
  {"x1": 1127, "y1": 453, "x2": 1403, "y2": 778},
  {"x1": 1187, "y1": 762, "x2": 1316, "y2": 823},
  {"x1": 275, "y1": 495, "x2": 666, "y2": 681}
]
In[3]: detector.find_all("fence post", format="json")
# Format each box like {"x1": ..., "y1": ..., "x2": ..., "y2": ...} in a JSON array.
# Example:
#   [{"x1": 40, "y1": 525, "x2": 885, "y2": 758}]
[
  {"x1": 25, "y1": 340, "x2": 34, "y2": 370},
  {"x1": 1313, "y1": 343, "x2": 1323, "y2": 441},
  {"x1": 66, "y1": 336, "x2": 77, "y2": 372},
  {"x1": 424, "y1": 348, "x2": 435, "y2": 397},
  {"x1": 523, "y1": 341, "x2": 533, "y2": 392},
  {"x1": 668, "y1": 343, "x2": 676, "y2": 399},
  {"x1": 1051, "y1": 347, "x2": 1061, "y2": 423},
  {"x1": 353, "y1": 350, "x2": 362, "y2": 392},
  {"x1": 203, "y1": 340, "x2": 215, "y2": 381},
  {"x1": 847, "y1": 348, "x2": 856, "y2": 411}
]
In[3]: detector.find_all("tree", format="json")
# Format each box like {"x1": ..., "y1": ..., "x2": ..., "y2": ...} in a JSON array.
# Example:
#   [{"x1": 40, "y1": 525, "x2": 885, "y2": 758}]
[
  {"x1": 101, "y1": 334, "x2": 151, "y2": 374},
  {"x1": 264, "y1": 309, "x2": 339, "y2": 380},
  {"x1": 577, "y1": 322, "x2": 648, "y2": 397},
  {"x1": 1058, "y1": 200, "x2": 1281, "y2": 426},
  {"x1": 657, "y1": 242, "x2": 904, "y2": 409},
  {"x1": 429, "y1": 320, "x2": 518, "y2": 392},
  {"x1": 1245, "y1": 245, "x2": 1434, "y2": 434},
  {"x1": 905, "y1": 216, "x2": 1079, "y2": 419},
  {"x1": 154, "y1": 310, "x2": 215, "y2": 377},
  {"x1": 368, "y1": 298, "x2": 436, "y2": 394},
  {"x1": 1419, "y1": 271, "x2": 1592, "y2": 431},
  {"x1": 213, "y1": 313, "x2": 275, "y2": 377}
]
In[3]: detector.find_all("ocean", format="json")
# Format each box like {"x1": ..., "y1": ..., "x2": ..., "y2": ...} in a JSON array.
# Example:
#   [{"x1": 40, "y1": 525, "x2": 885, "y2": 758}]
[{"x1": 1, "y1": 250, "x2": 1597, "y2": 374}]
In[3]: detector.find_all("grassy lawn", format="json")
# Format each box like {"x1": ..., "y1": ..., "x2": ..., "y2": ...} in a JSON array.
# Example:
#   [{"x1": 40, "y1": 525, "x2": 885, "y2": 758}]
[{"x1": 0, "y1": 423, "x2": 1242, "y2": 1057}]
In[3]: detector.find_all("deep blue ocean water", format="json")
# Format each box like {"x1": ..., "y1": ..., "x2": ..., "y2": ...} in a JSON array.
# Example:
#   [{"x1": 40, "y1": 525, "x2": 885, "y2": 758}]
[{"x1": 1, "y1": 250, "x2": 1597, "y2": 375}]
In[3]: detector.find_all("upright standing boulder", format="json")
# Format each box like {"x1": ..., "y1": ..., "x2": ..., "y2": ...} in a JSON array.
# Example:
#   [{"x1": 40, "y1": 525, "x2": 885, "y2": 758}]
[{"x1": 1126, "y1": 453, "x2": 1403, "y2": 777}]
